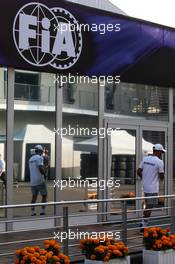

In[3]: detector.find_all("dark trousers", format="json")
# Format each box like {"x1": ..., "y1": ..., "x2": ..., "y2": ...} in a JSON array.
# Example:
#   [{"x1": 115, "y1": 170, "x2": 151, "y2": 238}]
[{"x1": 1, "y1": 172, "x2": 6, "y2": 187}]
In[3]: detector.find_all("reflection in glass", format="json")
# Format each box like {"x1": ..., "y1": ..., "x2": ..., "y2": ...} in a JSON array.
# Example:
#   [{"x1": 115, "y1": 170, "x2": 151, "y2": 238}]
[
  {"x1": 62, "y1": 80, "x2": 98, "y2": 213},
  {"x1": 142, "y1": 131, "x2": 166, "y2": 206},
  {"x1": 13, "y1": 71, "x2": 56, "y2": 217},
  {"x1": 109, "y1": 129, "x2": 153, "y2": 212},
  {"x1": 109, "y1": 130, "x2": 137, "y2": 211},
  {"x1": 63, "y1": 82, "x2": 98, "y2": 111},
  {"x1": 105, "y1": 83, "x2": 169, "y2": 121},
  {"x1": 0, "y1": 68, "x2": 6, "y2": 217}
]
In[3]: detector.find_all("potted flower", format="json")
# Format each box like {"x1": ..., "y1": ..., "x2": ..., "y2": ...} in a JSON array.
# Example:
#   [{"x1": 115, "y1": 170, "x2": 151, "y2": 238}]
[
  {"x1": 143, "y1": 227, "x2": 175, "y2": 264},
  {"x1": 15, "y1": 239, "x2": 70, "y2": 264},
  {"x1": 80, "y1": 238, "x2": 130, "y2": 263}
]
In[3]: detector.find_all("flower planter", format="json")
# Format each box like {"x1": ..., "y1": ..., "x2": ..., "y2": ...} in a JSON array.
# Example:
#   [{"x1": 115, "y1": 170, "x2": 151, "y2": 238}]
[
  {"x1": 143, "y1": 249, "x2": 175, "y2": 264},
  {"x1": 85, "y1": 256, "x2": 130, "y2": 264}
]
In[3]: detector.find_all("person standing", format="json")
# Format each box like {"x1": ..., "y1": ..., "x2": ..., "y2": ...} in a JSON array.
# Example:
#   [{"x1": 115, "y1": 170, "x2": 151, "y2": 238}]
[
  {"x1": 0, "y1": 154, "x2": 6, "y2": 187},
  {"x1": 43, "y1": 148, "x2": 50, "y2": 179},
  {"x1": 137, "y1": 144, "x2": 165, "y2": 232},
  {"x1": 29, "y1": 145, "x2": 47, "y2": 216}
]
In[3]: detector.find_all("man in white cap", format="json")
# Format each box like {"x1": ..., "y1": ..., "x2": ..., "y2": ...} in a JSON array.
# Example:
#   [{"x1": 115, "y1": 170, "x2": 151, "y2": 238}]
[
  {"x1": 29, "y1": 145, "x2": 47, "y2": 216},
  {"x1": 137, "y1": 144, "x2": 166, "y2": 232},
  {"x1": 0, "y1": 154, "x2": 6, "y2": 186}
]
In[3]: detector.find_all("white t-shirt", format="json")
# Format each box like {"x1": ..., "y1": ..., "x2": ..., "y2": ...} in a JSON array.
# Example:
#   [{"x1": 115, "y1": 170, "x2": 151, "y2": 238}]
[
  {"x1": 139, "y1": 155, "x2": 164, "y2": 193},
  {"x1": 0, "y1": 159, "x2": 5, "y2": 177},
  {"x1": 29, "y1": 155, "x2": 45, "y2": 186}
]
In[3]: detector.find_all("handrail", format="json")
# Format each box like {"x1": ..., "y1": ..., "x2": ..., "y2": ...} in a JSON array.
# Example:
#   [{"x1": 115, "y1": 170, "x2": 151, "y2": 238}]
[{"x1": 0, "y1": 193, "x2": 174, "y2": 209}]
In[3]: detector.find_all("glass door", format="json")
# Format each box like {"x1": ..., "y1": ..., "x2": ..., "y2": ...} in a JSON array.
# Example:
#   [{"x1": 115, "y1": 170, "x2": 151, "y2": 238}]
[
  {"x1": 105, "y1": 120, "x2": 168, "y2": 218},
  {"x1": 106, "y1": 125, "x2": 139, "y2": 214}
]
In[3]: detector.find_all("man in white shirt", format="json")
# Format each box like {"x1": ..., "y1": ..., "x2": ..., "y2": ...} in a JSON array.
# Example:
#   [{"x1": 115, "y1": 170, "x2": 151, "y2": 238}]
[
  {"x1": 0, "y1": 154, "x2": 6, "y2": 186},
  {"x1": 137, "y1": 144, "x2": 165, "y2": 232},
  {"x1": 29, "y1": 145, "x2": 47, "y2": 216}
]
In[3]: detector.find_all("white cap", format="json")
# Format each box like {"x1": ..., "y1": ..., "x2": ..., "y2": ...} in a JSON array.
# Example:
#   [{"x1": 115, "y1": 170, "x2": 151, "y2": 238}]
[
  {"x1": 153, "y1": 144, "x2": 166, "y2": 153},
  {"x1": 34, "y1": 145, "x2": 43, "y2": 151}
]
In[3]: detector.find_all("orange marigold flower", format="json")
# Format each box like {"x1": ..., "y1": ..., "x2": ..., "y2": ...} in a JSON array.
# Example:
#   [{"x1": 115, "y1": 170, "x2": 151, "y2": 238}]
[
  {"x1": 54, "y1": 244, "x2": 61, "y2": 250},
  {"x1": 124, "y1": 247, "x2": 129, "y2": 252},
  {"x1": 44, "y1": 244, "x2": 50, "y2": 249},
  {"x1": 46, "y1": 252, "x2": 53, "y2": 258},
  {"x1": 34, "y1": 246, "x2": 40, "y2": 251},
  {"x1": 28, "y1": 248, "x2": 35, "y2": 253},
  {"x1": 34, "y1": 252, "x2": 40, "y2": 257},
  {"x1": 40, "y1": 255, "x2": 47, "y2": 261},
  {"x1": 23, "y1": 255, "x2": 29, "y2": 261},
  {"x1": 94, "y1": 239, "x2": 100, "y2": 244},
  {"x1": 15, "y1": 250, "x2": 21, "y2": 255},
  {"x1": 90, "y1": 254, "x2": 96, "y2": 260},
  {"x1": 40, "y1": 249, "x2": 47, "y2": 255},
  {"x1": 53, "y1": 256, "x2": 60, "y2": 261},
  {"x1": 44, "y1": 240, "x2": 50, "y2": 244},
  {"x1": 108, "y1": 245, "x2": 116, "y2": 250},
  {"x1": 118, "y1": 242, "x2": 125, "y2": 246},
  {"x1": 113, "y1": 249, "x2": 121, "y2": 255},
  {"x1": 104, "y1": 256, "x2": 110, "y2": 262},
  {"x1": 21, "y1": 250, "x2": 28, "y2": 255},
  {"x1": 31, "y1": 256, "x2": 37, "y2": 262},
  {"x1": 95, "y1": 246, "x2": 105, "y2": 254},
  {"x1": 153, "y1": 232, "x2": 157, "y2": 238},
  {"x1": 49, "y1": 240, "x2": 56, "y2": 246},
  {"x1": 117, "y1": 245, "x2": 124, "y2": 250}
]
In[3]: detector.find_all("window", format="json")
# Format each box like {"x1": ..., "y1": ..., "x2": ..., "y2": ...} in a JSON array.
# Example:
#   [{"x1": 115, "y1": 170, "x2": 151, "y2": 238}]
[{"x1": 15, "y1": 71, "x2": 40, "y2": 101}]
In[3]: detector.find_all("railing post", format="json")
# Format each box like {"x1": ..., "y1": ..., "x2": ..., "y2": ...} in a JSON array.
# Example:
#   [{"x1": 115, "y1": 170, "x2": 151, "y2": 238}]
[
  {"x1": 121, "y1": 200, "x2": 127, "y2": 245},
  {"x1": 63, "y1": 206, "x2": 69, "y2": 256},
  {"x1": 6, "y1": 68, "x2": 14, "y2": 231},
  {"x1": 54, "y1": 75, "x2": 62, "y2": 227},
  {"x1": 171, "y1": 198, "x2": 175, "y2": 233}
]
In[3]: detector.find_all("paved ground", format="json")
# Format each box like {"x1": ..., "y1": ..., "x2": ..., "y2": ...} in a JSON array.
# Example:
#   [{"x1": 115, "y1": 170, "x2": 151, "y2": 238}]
[{"x1": 0, "y1": 182, "x2": 138, "y2": 217}]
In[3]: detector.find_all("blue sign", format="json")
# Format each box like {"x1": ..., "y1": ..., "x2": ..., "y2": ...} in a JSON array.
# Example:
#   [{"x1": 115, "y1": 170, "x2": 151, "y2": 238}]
[{"x1": 0, "y1": 0, "x2": 175, "y2": 86}]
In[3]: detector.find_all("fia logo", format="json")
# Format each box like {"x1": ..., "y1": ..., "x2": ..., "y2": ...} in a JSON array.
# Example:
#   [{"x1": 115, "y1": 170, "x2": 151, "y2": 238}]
[{"x1": 13, "y1": 3, "x2": 82, "y2": 69}]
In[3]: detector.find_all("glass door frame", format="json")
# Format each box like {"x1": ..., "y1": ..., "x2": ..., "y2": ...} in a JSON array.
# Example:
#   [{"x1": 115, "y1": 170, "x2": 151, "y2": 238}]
[{"x1": 104, "y1": 117, "x2": 169, "y2": 217}]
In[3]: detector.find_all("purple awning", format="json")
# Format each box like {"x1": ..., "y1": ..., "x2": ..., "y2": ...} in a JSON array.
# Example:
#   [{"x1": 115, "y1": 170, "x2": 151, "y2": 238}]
[{"x1": 0, "y1": 0, "x2": 175, "y2": 87}]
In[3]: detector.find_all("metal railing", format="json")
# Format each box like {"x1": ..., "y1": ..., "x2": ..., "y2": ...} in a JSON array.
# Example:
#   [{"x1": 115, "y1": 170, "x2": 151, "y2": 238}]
[
  {"x1": 3, "y1": 81, "x2": 98, "y2": 110},
  {"x1": 0, "y1": 194, "x2": 175, "y2": 261},
  {"x1": 3, "y1": 81, "x2": 56, "y2": 105},
  {"x1": 2, "y1": 81, "x2": 169, "y2": 119}
]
